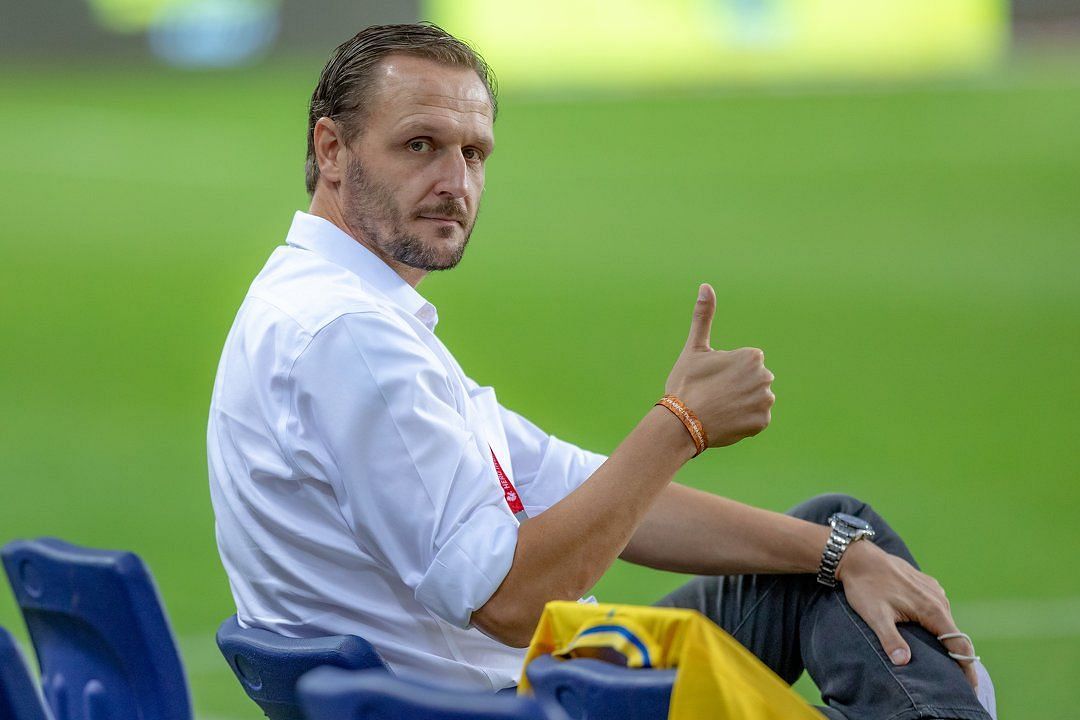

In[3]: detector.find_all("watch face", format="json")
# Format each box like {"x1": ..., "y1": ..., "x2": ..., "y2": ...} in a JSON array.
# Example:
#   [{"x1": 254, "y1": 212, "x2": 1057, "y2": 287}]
[{"x1": 831, "y1": 512, "x2": 872, "y2": 532}]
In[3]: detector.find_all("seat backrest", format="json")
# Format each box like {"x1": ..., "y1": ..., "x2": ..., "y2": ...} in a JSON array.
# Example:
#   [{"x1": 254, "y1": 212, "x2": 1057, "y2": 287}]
[
  {"x1": 0, "y1": 625, "x2": 53, "y2": 720},
  {"x1": 524, "y1": 654, "x2": 675, "y2": 720},
  {"x1": 297, "y1": 666, "x2": 570, "y2": 720},
  {"x1": 215, "y1": 614, "x2": 389, "y2": 720},
  {"x1": 1, "y1": 538, "x2": 191, "y2": 720}
]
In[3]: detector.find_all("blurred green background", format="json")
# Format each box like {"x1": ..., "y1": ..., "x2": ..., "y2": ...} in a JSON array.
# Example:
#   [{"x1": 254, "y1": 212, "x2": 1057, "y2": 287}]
[{"x1": 2, "y1": 8, "x2": 1080, "y2": 720}]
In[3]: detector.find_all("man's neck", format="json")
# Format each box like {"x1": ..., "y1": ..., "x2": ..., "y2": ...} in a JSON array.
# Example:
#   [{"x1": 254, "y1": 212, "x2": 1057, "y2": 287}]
[{"x1": 307, "y1": 192, "x2": 428, "y2": 289}]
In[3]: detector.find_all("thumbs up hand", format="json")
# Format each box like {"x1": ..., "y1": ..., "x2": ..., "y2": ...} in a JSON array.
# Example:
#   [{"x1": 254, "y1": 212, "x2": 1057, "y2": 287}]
[{"x1": 664, "y1": 284, "x2": 775, "y2": 450}]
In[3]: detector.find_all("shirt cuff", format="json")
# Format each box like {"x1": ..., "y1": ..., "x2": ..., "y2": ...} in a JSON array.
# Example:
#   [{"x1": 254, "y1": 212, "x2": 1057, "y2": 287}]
[{"x1": 414, "y1": 504, "x2": 519, "y2": 629}]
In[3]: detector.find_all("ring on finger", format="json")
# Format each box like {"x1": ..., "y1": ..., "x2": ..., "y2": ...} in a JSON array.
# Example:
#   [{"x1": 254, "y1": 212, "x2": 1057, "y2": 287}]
[{"x1": 937, "y1": 631, "x2": 980, "y2": 663}]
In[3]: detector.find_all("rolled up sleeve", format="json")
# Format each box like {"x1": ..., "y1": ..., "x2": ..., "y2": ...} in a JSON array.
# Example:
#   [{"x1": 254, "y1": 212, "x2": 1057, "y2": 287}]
[
  {"x1": 414, "y1": 504, "x2": 519, "y2": 625},
  {"x1": 286, "y1": 312, "x2": 518, "y2": 628}
]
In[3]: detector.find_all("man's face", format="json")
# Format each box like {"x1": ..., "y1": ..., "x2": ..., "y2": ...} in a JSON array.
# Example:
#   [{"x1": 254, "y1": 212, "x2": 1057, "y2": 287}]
[{"x1": 340, "y1": 55, "x2": 494, "y2": 272}]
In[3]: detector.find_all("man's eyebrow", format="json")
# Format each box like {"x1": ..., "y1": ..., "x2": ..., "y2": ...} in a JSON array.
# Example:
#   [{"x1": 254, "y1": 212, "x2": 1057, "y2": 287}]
[{"x1": 396, "y1": 120, "x2": 443, "y2": 136}]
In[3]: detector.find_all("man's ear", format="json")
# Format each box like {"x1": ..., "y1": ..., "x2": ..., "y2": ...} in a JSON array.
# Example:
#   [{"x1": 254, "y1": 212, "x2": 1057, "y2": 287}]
[{"x1": 313, "y1": 116, "x2": 348, "y2": 185}]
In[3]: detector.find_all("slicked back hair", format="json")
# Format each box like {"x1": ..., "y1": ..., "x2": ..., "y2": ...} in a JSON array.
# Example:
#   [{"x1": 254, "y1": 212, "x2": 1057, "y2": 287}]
[{"x1": 305, "y1": 23, "x2": 498, "y2": 195}]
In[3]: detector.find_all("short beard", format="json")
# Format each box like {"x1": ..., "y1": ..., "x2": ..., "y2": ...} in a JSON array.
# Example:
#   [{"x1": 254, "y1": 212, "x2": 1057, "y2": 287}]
[{"x1": 343, "y1": 158, "x2": 474, "y2": 272}]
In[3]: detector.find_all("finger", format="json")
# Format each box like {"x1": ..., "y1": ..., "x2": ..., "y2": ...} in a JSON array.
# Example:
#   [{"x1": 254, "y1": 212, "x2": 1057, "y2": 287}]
[
  {"x1": 929, "y1": 615, "x2": 980, "y2": 690},
  {"x1": 866, "y1": 613, "x2": 911, "y2": 666},
  {"x1": 685, "y1": 283, "x2": 715, "y2": 352},
  {"x1": 940, "y1": 635, "x2": 979, "y2": 689},
  {"x1": 962, "y1": 659, "x2": 978, "y2": 689}
]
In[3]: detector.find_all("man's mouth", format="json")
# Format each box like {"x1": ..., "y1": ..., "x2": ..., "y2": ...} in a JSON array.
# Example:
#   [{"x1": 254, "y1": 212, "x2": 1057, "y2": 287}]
[{"x1": 418, "y1": 215, "x2": 464, "y2": 227}]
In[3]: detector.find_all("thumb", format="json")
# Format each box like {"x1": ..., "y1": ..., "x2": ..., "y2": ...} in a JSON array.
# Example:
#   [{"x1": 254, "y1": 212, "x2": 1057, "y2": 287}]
[
  {"x1": 869, "y1": 615, "x2": 911, "y2": 667},
  {"x1": 684, "y1": 283, "x2": 715, "y2": 351}
]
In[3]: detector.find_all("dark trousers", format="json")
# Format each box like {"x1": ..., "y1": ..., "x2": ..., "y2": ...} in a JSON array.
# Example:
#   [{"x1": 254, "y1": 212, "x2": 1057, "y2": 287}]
[{"x1": 655, "y1": 494, "x2": 990, "y2": 720}]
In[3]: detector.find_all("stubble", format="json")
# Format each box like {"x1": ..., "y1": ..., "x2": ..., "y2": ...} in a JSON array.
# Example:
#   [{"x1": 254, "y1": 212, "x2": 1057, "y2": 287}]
[{"x1": 343, "y1": 158, "x2": 475, "y2": 272}]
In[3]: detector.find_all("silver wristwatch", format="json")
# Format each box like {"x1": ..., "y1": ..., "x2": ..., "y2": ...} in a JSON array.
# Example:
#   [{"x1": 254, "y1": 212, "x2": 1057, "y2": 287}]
[{"x1": 816, "y1": 512, "x2": 875, "y2": 588}]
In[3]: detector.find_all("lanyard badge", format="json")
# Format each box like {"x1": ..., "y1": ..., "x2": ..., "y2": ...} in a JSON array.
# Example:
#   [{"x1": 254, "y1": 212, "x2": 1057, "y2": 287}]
[{"x1": 490, "y1": 447, "x2": 528, "y2": 521}]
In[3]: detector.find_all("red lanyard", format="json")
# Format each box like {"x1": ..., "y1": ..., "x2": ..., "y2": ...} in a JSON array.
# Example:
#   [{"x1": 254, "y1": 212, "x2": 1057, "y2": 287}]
[{"x1": 490, "y1": 447, "x2": 528, "y2": 520}]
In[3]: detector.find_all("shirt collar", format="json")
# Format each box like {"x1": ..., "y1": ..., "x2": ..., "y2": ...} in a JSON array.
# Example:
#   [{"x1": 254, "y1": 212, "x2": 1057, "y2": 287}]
[{"x1": 285, "y1": 211, "x2": 439, "y2": 330}]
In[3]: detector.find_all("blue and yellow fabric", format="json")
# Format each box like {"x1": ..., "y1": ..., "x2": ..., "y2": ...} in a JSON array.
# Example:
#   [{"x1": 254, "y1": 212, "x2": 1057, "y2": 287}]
[{"x1": 519, "y1": 601, "x2": 821, "y2": 720}]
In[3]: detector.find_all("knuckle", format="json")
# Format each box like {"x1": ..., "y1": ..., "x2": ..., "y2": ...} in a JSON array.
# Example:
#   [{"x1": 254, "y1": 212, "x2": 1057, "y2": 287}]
[
  {"x1": 926, "y1": 580, "x2": 947, "y2": 602},
  {"x1": 919, "y1": 588, "x2": 940, "y2": 611}
]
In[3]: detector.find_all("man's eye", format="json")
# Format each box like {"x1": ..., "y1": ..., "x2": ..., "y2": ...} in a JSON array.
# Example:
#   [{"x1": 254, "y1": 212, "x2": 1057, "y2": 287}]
[
  {"x1": 409, "y1": 140, "x2": 433, "y2": 152},
  {"x1": 463, "y1": 147, "x2": 485, "y2": 162}
]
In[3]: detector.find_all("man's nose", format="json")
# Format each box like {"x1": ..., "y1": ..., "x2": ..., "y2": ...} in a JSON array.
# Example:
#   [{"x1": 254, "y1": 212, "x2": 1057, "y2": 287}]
[{"x1": 433, "y1": 149, "x2": 469, "y2": 198}]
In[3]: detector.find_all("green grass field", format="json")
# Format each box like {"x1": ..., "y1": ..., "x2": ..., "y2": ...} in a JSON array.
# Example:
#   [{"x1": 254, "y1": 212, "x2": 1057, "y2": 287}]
[{"x1": 1, "y1": 51, "x2": 1078, "y2": 718}]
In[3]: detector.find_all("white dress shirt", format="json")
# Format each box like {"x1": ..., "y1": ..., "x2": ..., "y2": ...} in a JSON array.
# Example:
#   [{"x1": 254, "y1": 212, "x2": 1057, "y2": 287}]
[{"x1": 207, "y1": 211, "x2": 606, "y2": 689}]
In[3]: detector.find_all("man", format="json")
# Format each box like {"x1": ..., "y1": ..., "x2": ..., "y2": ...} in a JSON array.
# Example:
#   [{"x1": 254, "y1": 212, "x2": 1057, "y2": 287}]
[{"x1": 208, "y1": 23, "x2": 994, "y2": 719}]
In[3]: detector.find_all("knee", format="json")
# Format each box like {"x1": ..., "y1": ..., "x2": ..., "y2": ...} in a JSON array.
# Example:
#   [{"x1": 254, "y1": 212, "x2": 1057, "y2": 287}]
[{"x1": 786, "y1": 493, "x2": 871, "y2": 524}]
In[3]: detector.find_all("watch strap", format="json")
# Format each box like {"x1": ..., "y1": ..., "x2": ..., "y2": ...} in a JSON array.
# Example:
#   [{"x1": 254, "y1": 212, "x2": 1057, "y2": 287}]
[
  {"x1": 816, "y1": 526, "x2": 852, "y2": 587},
  {"x1": 816, "y1": 515, "x2": 873, "y2": 588}
]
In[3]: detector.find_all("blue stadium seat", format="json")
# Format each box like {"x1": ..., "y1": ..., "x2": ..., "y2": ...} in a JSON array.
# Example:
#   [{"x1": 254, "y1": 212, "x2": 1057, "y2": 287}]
[
  {"x1": 524, "y1": 654, "x2": 675, "y2": 720},
  {"x1": 297, "y1": 666, "x2": 571, "y2": 720},
  {"x1": 0, "y1": 625, "x2": 53, "y2": 720},
  {"x1": 0, "y1": 538, "x2": 191, "y2": 720},
  {"x1": 215, "y1": 614, "x2": 389, "y2": 720}
]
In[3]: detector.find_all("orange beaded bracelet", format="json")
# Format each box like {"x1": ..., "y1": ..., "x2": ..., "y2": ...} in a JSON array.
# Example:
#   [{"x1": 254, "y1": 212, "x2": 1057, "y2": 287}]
[{"x1": 655, "y1": 394, "x2": 708, "y2": 457}]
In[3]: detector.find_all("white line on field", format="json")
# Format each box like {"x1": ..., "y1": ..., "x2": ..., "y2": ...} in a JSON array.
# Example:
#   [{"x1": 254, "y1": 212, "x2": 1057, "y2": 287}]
[
  {"x1": 951, "y1": 595, "x2": 1080, "y2": 641},
  {"x1": 178, "y1": 633, "x2": 229, "y2": 674}
]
